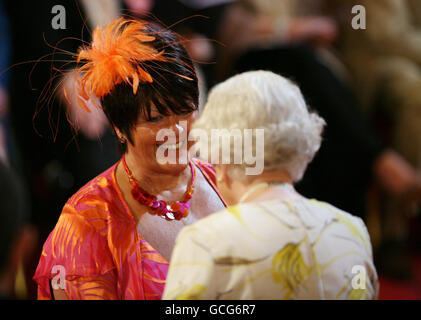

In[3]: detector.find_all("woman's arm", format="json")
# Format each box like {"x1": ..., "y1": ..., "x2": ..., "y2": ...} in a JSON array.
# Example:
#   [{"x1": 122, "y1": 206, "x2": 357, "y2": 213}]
[
  {"x1": 51, "y1": 270, "x2": 118, "y2": 300},
  {"x1": 34, "y1": 206, "x2": 117, "y2": 300}
]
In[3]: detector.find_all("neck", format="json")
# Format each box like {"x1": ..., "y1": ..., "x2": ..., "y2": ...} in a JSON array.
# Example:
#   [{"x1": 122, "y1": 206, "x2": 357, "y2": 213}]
[
  {"x1": 247, "y1": 170, "x2": 293, "y2": 186},
  {"x1": 123, "y1": 153, "x2": 191, "y2": 196},
  {"x1": 236, "y1": 170, "x2": 295, "y2": 204}
]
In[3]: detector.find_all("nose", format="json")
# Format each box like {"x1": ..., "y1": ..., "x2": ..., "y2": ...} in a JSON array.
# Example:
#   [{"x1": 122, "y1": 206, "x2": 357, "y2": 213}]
[
  {"x1": 167, "y1": 116, "x2": 186, "y2": 134},
  {"x1": 175, "y1": 123, "x2": 184, "y2": 135}
]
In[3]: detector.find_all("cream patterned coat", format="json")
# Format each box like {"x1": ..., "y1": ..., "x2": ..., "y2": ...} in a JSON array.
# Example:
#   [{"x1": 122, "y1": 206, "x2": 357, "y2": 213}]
[{"x1": 163, "y1": 196, "x2": 378, "y2": 300}]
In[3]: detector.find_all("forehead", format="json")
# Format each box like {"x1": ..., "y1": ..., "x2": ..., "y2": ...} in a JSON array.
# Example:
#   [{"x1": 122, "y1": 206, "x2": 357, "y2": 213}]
[
  {"x1": 140, "y1": 98, "x2": 197, "y2": 120},
  {"x1": 150, "y1": 105, "x2": 160, "y2": 113},
  {"x1": 149, "y1": 100, "x2": 171, "y2": 113},
  {"x1": 136, "y1": 102, "x2": 169, "y2": 123}
]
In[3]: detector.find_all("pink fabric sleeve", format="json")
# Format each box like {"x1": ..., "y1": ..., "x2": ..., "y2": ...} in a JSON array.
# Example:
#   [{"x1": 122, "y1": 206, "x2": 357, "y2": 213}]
[{"x1": 33, "y1": 204, "x2": 116, "y2": 299}]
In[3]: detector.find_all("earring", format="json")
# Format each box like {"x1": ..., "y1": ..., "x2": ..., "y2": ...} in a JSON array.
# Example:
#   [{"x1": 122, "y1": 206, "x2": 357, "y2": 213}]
[{"x1": 118, "y1": 135, "x2": 126, "y2": 144}]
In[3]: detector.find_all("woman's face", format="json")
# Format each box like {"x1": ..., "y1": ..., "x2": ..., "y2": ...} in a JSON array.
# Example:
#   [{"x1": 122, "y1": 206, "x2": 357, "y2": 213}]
[{"x1": 126, "y1": 106, "x2": 198, "y2": 175}]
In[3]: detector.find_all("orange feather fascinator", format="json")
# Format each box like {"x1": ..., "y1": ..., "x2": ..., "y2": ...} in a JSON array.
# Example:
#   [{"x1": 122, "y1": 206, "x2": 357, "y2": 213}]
[{"x1": 70, "y1": 18, "x2": 166, "y2": 112}]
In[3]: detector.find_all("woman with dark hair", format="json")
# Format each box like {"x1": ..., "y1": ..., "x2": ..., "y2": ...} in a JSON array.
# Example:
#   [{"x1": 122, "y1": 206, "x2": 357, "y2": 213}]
[{"x1": 33, "y1": 18, "x2": 226, "y2": 300}]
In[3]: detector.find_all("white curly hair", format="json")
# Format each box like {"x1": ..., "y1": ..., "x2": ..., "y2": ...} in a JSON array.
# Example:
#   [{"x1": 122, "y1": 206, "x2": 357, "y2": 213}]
[{"x1": 192, "y1": 70, "x2": 325, "y2": 182}]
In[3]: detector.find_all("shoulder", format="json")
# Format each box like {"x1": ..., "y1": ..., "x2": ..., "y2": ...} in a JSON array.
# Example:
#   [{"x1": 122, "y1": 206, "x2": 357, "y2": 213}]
[
  {"x1": 303, "y1": 199, "x2": 379, "y2": 299},
  {"x1": 66, "y1": 164, "x2": 117, "y2": 207},
  {"x1": 44, "y1": 162, "x2": 131, "y2": 251},
  {"x1": 33, "y1": 165, "x2": 124, "y2": 285},
  {"x1": 175, "y1": 206, "x2": 231, "y2": 246},
  {"x1": 34, "y1": 166, "x2": 120, "y2": 275},
  {"x1": 62, "y1": 163, "x2": 126, "y2": 228},
  {"x1": 305, "y1": 198, "x2": 373, "y2": 252},
  {"x1": 54, "y1": 162, "x2": 120, "y2": 245},
  {"x1": 312, "y1": 199, "x2": 369, "y2": 235},
  {"x1": 176, "y1": 203, "x2": 256, "y2": 249}
]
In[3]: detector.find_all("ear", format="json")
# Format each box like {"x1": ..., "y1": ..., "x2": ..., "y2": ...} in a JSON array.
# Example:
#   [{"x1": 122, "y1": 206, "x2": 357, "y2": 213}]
[
  {"x1": 113, "y1": 127, "x2": 126, "y2": 144},
  {"x1": 113, "y1": 126, "x2": 121, "y2": 137},
  {"x1": 191, "y1": 110, "x2": 199, "y2": 122}
]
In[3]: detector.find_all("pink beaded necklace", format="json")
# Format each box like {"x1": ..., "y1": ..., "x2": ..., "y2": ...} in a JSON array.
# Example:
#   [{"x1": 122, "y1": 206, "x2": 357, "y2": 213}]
[{"x1": 121, "y1": 155, "x2": 196, "y2": 221}]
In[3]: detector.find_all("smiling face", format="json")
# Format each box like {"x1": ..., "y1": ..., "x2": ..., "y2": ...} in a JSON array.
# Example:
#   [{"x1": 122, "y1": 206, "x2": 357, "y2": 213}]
[
  {"x1": 120, "y1": 107, "x2": 198, "y2": 175},
  {"x1": 98, "y1": 22, "x2": 200, "y2": 173}
]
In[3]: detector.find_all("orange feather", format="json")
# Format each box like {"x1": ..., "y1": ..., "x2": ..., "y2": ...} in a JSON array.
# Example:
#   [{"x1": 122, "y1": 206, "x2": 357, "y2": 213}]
[
  {"x1": 175, "y1": 74, "x2": 194, "y2": 81},
  {"x1": 137, "y1": 65, "x2": 153, "y2": 83},
  {"x1": 75, "y1": 18, "x2": 167, "y2": 102},
  {"x1": 77, "y1": 82, "x2": 90, "y2": 100},
  {"x1": 63, "y1": 87, "x2": 71, "y2": 105},
  {"x1": 132, "y1": 73, "x2": 140, "y2": 95},
  {"x1": 77, "y1": 97, "x2": 91, "y2": 113},
  {"x1": 91, "y1": 97, "x2": 102, "y2": 110}
]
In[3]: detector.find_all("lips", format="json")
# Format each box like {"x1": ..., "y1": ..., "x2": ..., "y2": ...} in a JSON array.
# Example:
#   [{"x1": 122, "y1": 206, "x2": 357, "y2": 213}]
[
  {"x1": 167, "y1": 141, "x2": 183, "y2": 150},
  {"x1": 156, "y1": 139, "x2": 187, "y2": 150}
]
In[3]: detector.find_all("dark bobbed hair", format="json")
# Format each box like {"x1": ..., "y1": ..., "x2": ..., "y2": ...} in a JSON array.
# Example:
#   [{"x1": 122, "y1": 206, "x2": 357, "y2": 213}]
[{"x1": 100, "y1": 23, "x2": 199, "y2": 153}]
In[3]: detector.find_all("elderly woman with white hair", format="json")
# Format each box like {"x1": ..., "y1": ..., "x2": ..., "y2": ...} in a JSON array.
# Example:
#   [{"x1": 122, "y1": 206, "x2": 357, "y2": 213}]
[{"x1": 163, "y1": 70, "x2": 378, "y2": 300}]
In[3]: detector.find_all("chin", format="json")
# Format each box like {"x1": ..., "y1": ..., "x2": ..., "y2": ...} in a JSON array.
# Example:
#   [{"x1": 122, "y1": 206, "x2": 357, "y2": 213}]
[
  {"x1": 155, "y1": 154, "x2": 190, "y2": 174},
  {"x1": 154, "y1": 140, "x2": 193, "y2": 173},
  {"x1": 156, "y1": 162, "x2": 190, "y2": 176}
]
